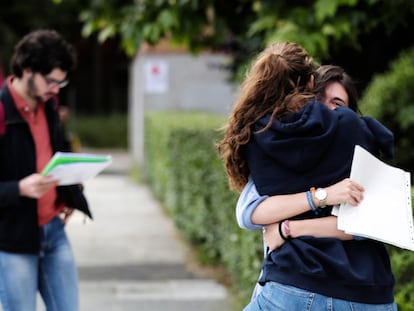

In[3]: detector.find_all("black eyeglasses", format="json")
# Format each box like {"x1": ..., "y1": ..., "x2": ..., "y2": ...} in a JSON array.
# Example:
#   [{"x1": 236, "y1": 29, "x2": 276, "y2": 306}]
[{"x1": 41, "y1": 74, "x2": 69, "y2": 89}]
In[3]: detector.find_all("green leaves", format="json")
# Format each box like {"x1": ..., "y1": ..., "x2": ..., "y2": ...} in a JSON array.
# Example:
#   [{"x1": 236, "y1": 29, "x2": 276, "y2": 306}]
[
  {"x1": 361, "y1": 47, "x2": 414, "y2": 171},
  {"x1": 75, "y1": 0, "x2": 414, "y2": 83},
  {"x1": 314, "y1": 0, "x2": 358, "y2": 22}
]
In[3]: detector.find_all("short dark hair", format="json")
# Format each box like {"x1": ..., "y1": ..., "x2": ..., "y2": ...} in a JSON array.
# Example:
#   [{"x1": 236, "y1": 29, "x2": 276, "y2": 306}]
[
  {"x1": 10, "y1": 29, "x2": 77, "y2": 78},
  {"x1": 313, "y1": 65, "x2": 359, "y2": 112}
]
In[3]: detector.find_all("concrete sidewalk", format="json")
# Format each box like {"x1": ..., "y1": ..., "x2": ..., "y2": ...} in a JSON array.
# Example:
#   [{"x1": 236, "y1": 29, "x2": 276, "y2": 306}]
[{"x1": 50, "y1": 150, "x2": 231, "y2": 310}]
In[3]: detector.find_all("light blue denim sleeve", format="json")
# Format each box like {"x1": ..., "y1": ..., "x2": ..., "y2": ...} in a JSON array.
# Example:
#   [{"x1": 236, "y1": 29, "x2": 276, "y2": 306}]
[{"x1": 236, "y1": 176, "x2": 269, "y2": 230}]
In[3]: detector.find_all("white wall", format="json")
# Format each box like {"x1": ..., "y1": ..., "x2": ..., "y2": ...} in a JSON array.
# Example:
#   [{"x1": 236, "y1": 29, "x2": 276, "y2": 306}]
[{"x1": 129, "y1": 52, "x2": 237, "y2": 166}]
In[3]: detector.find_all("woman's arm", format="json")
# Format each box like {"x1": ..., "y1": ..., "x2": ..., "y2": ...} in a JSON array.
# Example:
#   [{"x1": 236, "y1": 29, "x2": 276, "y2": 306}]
[
  {"x1": 263, "y1": 216, "x2": 354, "y2": 251},
  {"x1": 236, "y1": 177, "x2": 268, "y2": 230},
  {"x1": 251, "y1": 178, "x2": 364, "y2": 225},
  {"x1": 236, "y1": 177, "x2": 322, "y2": 230}
]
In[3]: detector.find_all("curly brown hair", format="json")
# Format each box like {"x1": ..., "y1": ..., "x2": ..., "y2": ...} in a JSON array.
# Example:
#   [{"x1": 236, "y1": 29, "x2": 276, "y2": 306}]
[{"x1": 218, "y1": 42, "x2": 316, "y2": 191}]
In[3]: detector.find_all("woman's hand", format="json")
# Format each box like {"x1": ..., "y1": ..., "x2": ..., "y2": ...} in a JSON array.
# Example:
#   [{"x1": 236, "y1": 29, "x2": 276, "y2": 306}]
[
  {"x1": 263, "y1": 222, "x2": 285, "y2": 251},
  {"x1": 325, "y1": 178, "x2": 364, "y2": 206}
]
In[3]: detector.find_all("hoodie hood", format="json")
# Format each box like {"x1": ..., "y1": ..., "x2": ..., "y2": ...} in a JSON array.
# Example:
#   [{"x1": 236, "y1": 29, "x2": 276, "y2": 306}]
[
  {"x1": 253, "y1": 101, "x2": 338, "y2": 173},
  {"x1": 361, "y1": 116, "x2": 394, "y2": 159},
  {"x1": 245, "y1": 101, "x2": 394, "y2": 196}
]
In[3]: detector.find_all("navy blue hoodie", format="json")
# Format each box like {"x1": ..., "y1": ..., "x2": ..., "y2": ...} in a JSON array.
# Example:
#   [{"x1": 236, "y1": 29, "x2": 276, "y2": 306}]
[{"x1": 245, "y1": 101, "x2": 395, "y2": 303}]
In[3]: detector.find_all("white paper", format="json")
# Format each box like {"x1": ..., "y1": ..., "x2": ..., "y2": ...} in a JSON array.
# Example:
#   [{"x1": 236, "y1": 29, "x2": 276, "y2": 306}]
[
  {"x1": 331, "y1": 205, "x2": 340, "y2": 216},
  {"x1": 337, "y1": 145, "x2": 414, "y2": 251},
  {"x1": 44, "y1": 161, "x2": 111, "y2": 186},
  {"x1": 42, "y1": 152, "x2": 112, "y2": 186}
]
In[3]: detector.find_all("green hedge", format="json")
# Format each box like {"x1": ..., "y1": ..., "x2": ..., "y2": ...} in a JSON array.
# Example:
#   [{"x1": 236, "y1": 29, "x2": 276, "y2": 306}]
[
  {"x1": 144, "y1": 111, "x2": 263, "y2": 309},
  {"x1": 143, "y1": 110, "x2": 414, "y2": 310},
  {"x1": 67, "y1": 114, "x2": 128, "y2": 149}
]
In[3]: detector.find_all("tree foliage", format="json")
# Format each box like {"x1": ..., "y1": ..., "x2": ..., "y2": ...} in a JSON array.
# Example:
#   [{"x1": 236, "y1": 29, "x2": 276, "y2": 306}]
[
  {"x1": 78, "y1": 0, "x2": 414, "y2": 79},
  {"x1": 79, "y1": 0, "x2": 255, "y2": 56},
  {"x1": 360, "y1": 47, "x2": 414, "y2": 173}
]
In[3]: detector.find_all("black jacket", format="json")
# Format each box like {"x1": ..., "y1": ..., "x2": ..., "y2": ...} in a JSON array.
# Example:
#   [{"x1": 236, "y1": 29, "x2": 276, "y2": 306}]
[
  {"x1": 245, "y1": 101, "x2": 395, "y2": 304},
  {"x1": 0, "y1": 82, "x2": 91, "y2": 254}
]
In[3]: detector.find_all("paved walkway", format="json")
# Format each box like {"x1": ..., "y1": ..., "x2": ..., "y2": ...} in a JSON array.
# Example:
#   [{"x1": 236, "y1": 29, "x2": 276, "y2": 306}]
[{"x1": 38, "y1": 150, "x2": 232, "y2": 310}]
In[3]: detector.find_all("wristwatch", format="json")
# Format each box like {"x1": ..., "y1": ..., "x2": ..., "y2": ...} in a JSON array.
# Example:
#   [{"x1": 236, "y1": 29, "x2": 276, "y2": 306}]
[{"x1": 315, "y1": 188, "x2": 327, "y2": 208}]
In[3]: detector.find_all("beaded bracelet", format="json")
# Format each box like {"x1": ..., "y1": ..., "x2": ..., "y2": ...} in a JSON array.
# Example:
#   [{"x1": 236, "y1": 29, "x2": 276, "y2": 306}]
[{"x1": 306, "y1": 190, "x2": 319, "y2": 215}]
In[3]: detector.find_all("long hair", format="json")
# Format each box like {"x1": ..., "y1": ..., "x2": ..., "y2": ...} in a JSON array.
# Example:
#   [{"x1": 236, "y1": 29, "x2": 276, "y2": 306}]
[{"x1": 218, "y1": 42, "x2": 316, "y2": 191}]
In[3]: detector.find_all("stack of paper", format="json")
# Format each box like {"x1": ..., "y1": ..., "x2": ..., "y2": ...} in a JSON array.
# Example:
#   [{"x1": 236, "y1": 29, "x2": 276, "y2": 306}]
[
  {"x1": 41, "y1": 152, "x2": 112, "y2": 186},
  {"x1": 337, "y1": 145, "x2": 414, "y2": 251}
]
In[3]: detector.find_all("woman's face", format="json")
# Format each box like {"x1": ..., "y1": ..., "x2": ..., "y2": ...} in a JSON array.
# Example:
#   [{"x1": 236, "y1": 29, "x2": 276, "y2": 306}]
[{"x1": 323, "y1": 82, "x2": 349, "y2": 110}]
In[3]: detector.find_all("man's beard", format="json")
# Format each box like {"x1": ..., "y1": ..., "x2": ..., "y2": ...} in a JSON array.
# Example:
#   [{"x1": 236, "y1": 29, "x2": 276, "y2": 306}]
[{"x1": 27, "y1": 74, "x2": 43, "y2": 103}]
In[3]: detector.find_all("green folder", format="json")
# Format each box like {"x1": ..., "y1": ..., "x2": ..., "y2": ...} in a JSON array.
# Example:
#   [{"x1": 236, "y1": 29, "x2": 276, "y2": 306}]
[{"x1": 41, "y1": 152, "x2": 112, "y2": 176}]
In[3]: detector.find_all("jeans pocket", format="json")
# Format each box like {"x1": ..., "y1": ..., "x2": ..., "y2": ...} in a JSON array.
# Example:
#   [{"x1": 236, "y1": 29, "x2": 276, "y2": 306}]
[{"x1": 260, "y1": 282, "x2": 314, "y2": 311}]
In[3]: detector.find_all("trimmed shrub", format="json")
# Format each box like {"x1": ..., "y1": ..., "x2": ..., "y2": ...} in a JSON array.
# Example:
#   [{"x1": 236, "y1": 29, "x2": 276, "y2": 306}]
[{"x1": 144, "y1": 111, "x2": 263, "y2": 308}]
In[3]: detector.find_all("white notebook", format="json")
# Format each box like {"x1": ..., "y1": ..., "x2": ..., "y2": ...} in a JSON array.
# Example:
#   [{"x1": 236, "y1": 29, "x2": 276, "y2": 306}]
[{"x1": 337, "y1": 145, "x2": 414, "y2": 251}]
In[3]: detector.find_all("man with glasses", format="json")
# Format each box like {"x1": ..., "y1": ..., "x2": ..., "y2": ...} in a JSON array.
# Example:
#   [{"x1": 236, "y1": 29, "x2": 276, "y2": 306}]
[
  {"x1": 41, "y1": 74, "x2": 70, "y2": 89},
  {"x1": 0, "y1": 29, "x2": 91, "y2": 311}
]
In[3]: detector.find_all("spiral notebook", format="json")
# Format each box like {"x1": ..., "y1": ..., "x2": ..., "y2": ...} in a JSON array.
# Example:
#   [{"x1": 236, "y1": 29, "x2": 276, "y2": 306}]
[{"x1": 337, "y1": 145, "x2": 414, "y2": 251}]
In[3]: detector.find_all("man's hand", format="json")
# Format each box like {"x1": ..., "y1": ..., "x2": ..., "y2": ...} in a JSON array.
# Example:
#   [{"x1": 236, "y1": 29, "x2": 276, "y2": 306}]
[
  {"x1": 61, "y1": 207, "x2": 74, "y2": 223},
  {"x1": 19, "y1": 173, "x2": 58, "y2": 199}
]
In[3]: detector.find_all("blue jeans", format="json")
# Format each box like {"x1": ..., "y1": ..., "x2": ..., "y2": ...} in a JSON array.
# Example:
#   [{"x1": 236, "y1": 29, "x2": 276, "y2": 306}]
[
  {"x1": 0, "y1": 217, "x2": 79, "y2": 311},
  {"x1": 243, "y1": 282, "x2": 398, "y2": 311}
]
